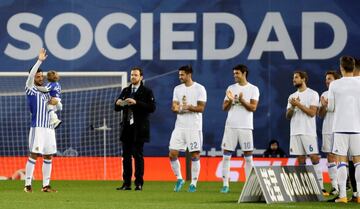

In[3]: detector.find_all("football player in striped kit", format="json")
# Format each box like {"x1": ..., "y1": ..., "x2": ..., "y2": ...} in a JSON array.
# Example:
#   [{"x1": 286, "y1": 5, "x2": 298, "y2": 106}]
[{"x1": 23, "y1": 48, "x2": 58, "y2": 193}]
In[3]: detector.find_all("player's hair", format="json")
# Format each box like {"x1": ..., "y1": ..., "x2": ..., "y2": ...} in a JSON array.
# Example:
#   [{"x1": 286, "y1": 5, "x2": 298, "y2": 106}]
[
  {"x1": 340, "y1": 55, "x2": 355, "y2": 72},
  {"x1": 293, "y1": 71, "x2": 308, "y2": 84},
  {"x1": 47, "y1": 70, "x2": 59, "y2": 82},
  {"x1": 131, "y1": 67, "x2": 143, "y2": 76},
  {"x1": 325, "y1": 70, "x2": 341, "y2": 80},
  {"x1": 178, "y1": 65, "x2": 193, "y2": 74},
  {"x1": 233, "y1": 64, "x2": 249, "y2": 78},
  {"x1": 355, "y1": 58, "x2": 360, "y2": 70}
]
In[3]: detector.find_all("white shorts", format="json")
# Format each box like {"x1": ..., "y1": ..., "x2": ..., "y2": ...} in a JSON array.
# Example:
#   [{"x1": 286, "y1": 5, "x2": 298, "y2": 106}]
[
  {"x1": 169, "y1": 128, "x2": 203, "y2": 152},
  {"x1": 28, "y1": 127, "x2": 57, "y2": 155},
  {"x1": 332, "y1": 133, "x2": 360, "y2": 156},
  {"x1": 290, "y1": 135, "x2": 319, "y2": 155},
  {"x1": 321, "y1": 134, "x2": 333, "y2": 153},
  {"x1": 221, "y1": 128, "x2": 253, "y2": 152}
]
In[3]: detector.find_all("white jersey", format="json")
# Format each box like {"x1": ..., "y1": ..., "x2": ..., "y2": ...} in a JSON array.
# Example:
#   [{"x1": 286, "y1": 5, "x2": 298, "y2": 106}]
[
  {"x1": 224, "y1": 82, "x2": 260, "y2": 129},
  {"x1": 320, "y1": 91, "x2": 334, "y2": 134},
  {"x1": 287, "y1": 88, "x2": 319, "y2": 136},
  {"x1": 328, "y1": 77, "x2": 360, "y2": 133},
  {"x1": 173, "y1": 82, "x2": 207, "y2": 130}
]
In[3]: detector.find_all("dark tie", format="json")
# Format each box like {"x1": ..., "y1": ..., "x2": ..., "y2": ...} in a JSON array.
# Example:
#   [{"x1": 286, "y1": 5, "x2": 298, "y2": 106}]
[
  {"x1": 130, "y1": 87, "x2": 136, "y2": 98},
  {"x1": 128, "y1": 87, "x2": 136, "y2": 124}
]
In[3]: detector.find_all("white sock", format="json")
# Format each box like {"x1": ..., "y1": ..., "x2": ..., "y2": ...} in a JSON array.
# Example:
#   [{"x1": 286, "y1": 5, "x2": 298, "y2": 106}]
[
  {"x1": 170, "y1": 158, "x2": 182, "y2": 180},
  {"x1": 313, "y1": 162, "x2": 324, "y2": 190},
  {"x1": 191, "y1": 158, "x2": 200, "y2": 186},
  {"x1": 244, "y1": 155, "x2": 253, "y2": 180},
  {"x1": 42, "y1": 159, "x2": 52, "y2": 187},
  {"x1": 222, "y1": 154, "x2": 231, "y2": 187},
  {"x1": 327, "y1": 162, "x2": 338, "y2": 190},
  {"x1": 355, "y1": 162, "x2": 360, "y2": 198},
  {"x1": 25, "y1": 158, "x2": 36, "y2": 186},
  {"x1": 337, "y1": 162, "x2": 348, "y2": 198}
]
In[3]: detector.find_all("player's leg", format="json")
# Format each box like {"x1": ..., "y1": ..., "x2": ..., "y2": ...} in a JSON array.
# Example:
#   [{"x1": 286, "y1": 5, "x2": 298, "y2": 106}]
[
  {"x1": 289, "y1": 135, "x2": 306, "y2": 165},
  {"x1": 187, "y1": 130, "x2": 202, "y2": 192},
  {"x1": 302, "y1": 135, "x2": 327, "y2": 195},
  {"x1": 24, "y1": 152, "x2": 38, "y2": 192},
  {"x1": 220, "y1": 127, "x2": 237, "y2": 193},
  {"x1": 24, "y1": 127, "x2": 41, "y2": 192},
  {"x1": 189, "y1": 151, "x2": 200, "y2": 192},
  {"x1": 239, "y1": 129, "x2": 254, "y2": 180},
  {"x1": 352, "y1": 156, "x2": 360, "y2": 203},
  {"x1": 322, "y1": 134, "x2": 338, "y2": 195},
  {"x1": 349, "y1": 134, "x2": 360, "y2": 203},
  {"x1": 332, "y1": 133, "x2": 350, "y2": 203},
  {"x1": 348, "y1": 159, "x2": 357, "y2": 201},
  {"x1": 169, "y1": 128, "x2": 185, "y2": 192},
  {"x1": 41, "y1": 128, "x2": 57, "y2": 192}
]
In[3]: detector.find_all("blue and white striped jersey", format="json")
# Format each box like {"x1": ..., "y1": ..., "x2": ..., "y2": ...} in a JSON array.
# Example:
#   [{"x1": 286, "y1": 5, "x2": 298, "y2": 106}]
[
  {"x1": 25, "y1": 60, "x2": 52, "y2": 128},
  {"x1": 46, "y1": 82, "x2": 61, "y2": 98},
  {"x1": 25, "y1": 86, "x2": 52, "y2": 128}
]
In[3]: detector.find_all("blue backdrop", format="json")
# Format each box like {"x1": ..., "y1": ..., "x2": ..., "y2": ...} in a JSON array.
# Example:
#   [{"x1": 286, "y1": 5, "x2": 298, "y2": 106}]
[{"x1": 0, "y1": 0, "x2": 359, "y2": 156}]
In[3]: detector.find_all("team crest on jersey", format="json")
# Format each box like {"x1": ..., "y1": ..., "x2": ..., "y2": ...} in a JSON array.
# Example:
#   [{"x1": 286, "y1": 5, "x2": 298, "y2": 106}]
[{"x1": 35, "y1": 147, "x2": 39, "y2": 151}]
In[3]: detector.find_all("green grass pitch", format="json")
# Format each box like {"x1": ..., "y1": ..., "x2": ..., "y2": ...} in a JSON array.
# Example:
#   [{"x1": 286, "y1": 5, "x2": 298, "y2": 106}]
[{"x1": 0, "y1": 181, "x2": 358, "y2": 209}]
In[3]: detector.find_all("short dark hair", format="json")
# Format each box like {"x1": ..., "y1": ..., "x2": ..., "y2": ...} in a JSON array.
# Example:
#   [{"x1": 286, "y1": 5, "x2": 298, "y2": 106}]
[
  {"x1": 293, "y1": 71, "x2": 308, "y2": 83},
  {"x1": 325, "y1": 70, "x2": 341, "y2": 80},
  {"x1": 28, "y1": 67, "x2": 42, "y2": 74},
  {"x1": 131, "y1": 67, "x2": 143, "y2": 76},
  {"x1": 355, "y1": 58, "x2": 360, "y2": 70},
  {"x1": 233, "y1": 64, "x2": 248, "y2": 78},
  {"x1": 178, "y1": 65, "x2": 193, "y2": 74},
  {"x1": 340, "y1": 56, "x2": 355, "y2": 72}
]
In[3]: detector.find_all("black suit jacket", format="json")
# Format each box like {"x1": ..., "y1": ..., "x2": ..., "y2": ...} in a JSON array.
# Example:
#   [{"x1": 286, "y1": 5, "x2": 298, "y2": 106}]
[{"x1": 114, "y1": 82, "x2": 156, "y2": 143}]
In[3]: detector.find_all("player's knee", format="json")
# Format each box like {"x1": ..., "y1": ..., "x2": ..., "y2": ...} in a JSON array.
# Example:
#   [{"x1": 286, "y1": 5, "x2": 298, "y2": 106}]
[
  {"x1": 29, "y1": 153, "x2": 39, "y2": 160},
  {"x1": 43, "y1": 155, "x2": 53, "y2": 160},
  {"x1": 297, "y1": 156, "x2": 306, "y2": 165},
  {"x1": 169, "y1": 151, "x2": 178, "y2": 160},
  {"x1": 352, "y1": 156, "x2": 360, "y2": 164},
  {"x1": 310, "y1": 154, "x2": 320, "y2": 164},
  {"x1": 190, "y1": 151, "x2": 200, "y2": 159}
]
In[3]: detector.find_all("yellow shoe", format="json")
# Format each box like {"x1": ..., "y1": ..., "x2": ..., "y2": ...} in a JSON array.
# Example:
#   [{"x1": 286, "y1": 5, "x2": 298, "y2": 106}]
[
  {"x1": 334, "y1": 197, "x2": 348, "y2": 203},
  {"x1": 357, "y1": 197, "x2": 360, "y2": 203}
]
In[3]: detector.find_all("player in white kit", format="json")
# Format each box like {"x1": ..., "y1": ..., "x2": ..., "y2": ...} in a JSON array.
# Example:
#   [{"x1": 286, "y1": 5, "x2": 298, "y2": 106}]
[
  {"x1": 327, "y1": 56, "x2": 360, "y2": 203},
  {"x1": 219, "y1": 64, "x2": 259, "y2": 193},
  {"x1": 318, "y1": 71, "x2": 341, "y2": 195},
  {"x1": 169, "y1": 65, "x2": 207, "y2": 193},
  {"x1": 23, "y1": 48, "x2": 58, "y2": 193},
  {"x1": 286, "y1": 71, "x2": 328, "y2": 196}
]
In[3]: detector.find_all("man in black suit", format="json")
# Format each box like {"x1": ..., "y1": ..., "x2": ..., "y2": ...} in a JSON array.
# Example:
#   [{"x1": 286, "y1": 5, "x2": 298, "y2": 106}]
[{"x1": 114, "y1": 67, "x2": 156, "y2": 191}]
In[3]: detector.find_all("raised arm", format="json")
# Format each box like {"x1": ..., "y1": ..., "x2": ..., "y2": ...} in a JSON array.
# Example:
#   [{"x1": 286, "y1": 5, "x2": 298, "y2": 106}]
[{"x1": 25, "y1": 48, "x2": 47, "y2": 88}]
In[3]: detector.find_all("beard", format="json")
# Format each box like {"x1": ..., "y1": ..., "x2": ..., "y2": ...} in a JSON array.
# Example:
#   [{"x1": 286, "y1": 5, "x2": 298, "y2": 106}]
[{"x1": 294, "y1": 83, "x2": 302, "y2": 88}]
